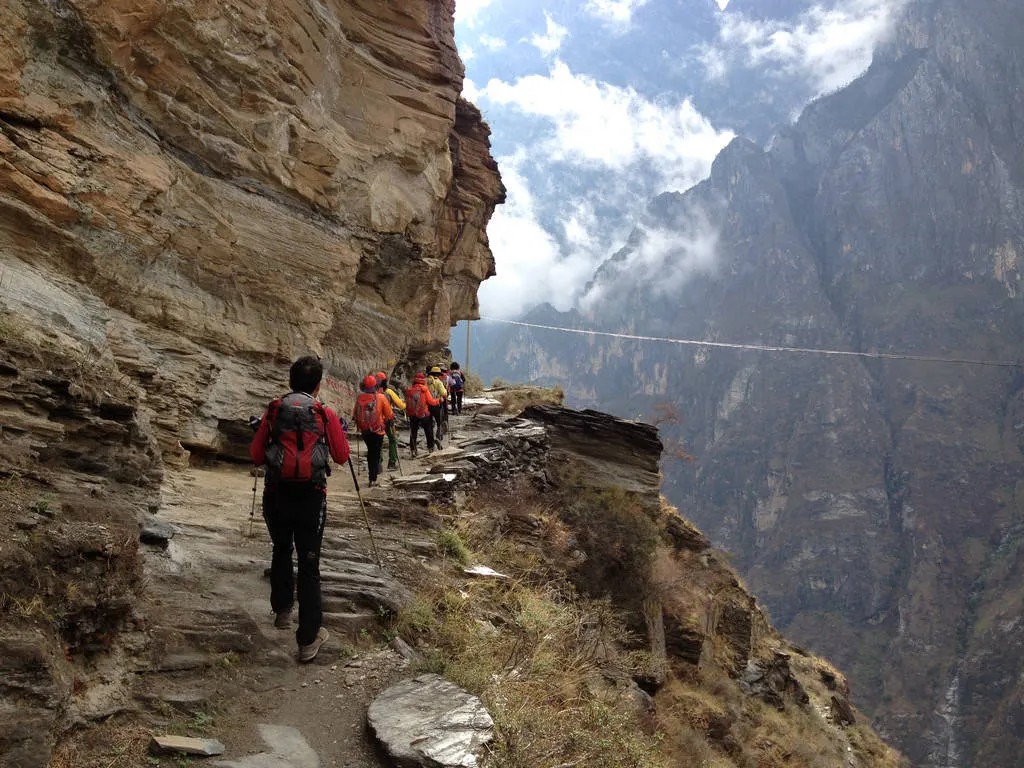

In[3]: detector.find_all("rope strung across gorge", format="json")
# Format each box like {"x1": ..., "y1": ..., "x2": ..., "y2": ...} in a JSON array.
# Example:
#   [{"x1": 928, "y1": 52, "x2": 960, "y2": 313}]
[{"x1": 478, "y1": 316, "x2": 1021, "y2": 370}]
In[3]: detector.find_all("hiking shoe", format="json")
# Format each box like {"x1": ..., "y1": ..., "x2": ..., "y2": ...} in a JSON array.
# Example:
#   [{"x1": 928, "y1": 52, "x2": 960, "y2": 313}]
[
  {"x1": 297, "y1": 627, "x2": 329, "y2": 663},
  {"x1": 387, "y1": 463, "x2": 397, "y2": 470},
  {"x1": 274, "y1": 611, "x2": 291, "y2": 629}
]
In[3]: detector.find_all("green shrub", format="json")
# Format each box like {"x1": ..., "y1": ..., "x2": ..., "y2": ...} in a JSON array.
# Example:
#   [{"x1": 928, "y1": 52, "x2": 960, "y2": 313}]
[
  {"x1": 560, "y1": 481, "x2": 661, "y2": 606},
  {"x1": 437, "y1": 529, "x2": 471, "y2": 565}
]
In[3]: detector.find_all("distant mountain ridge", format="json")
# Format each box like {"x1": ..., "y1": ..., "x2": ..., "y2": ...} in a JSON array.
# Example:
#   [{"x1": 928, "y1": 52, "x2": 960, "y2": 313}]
[{"x1": 471, "y1": 0, "x2": 1024, "y2": 764}]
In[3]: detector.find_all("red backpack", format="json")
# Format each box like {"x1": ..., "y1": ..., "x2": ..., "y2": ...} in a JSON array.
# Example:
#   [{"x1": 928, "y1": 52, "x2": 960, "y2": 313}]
[
  {"x1": 355, "y1": 392, "x2": 386, "y2": 433},
  {"x1": 406, "y1": 386, "x2": 429, "y2": 418},
  {"x1": 265, "y1": 392, "x2": 331, "y2": 485}
]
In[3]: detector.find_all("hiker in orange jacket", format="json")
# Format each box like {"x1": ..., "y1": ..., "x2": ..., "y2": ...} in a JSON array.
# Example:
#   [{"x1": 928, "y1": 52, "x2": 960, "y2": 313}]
[
  {"x1": 352, "y1": 374, "x2": 394, "y2": 487},
  {"x1": 405, "y1": 372, "x2": 439, "y2": 457}
]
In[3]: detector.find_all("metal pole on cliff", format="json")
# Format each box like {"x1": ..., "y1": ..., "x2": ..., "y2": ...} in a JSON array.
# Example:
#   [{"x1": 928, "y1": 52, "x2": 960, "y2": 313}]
[{"x1": 347, "y1": 458, "x2": 383, "y2": 568}]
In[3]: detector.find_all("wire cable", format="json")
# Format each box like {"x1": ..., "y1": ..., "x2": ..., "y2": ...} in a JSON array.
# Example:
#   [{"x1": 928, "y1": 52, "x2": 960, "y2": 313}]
[{"x1": 478, "y1": 316, "x2": 1021, "y2": 369}]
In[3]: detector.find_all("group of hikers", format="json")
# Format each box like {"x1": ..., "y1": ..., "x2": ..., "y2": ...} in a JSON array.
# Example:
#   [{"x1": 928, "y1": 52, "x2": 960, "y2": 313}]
[
  {"x1": 248, "y1": 355, "x2": 466, "y2": 662},
  {"x1": 351, "y1": 361, "x2": 466, "y2": 487}
]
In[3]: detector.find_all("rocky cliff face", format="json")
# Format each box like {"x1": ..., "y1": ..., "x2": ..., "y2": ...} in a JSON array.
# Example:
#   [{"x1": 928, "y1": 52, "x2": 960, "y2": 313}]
[
  {"x1": 0, "y1": 0, "x2": 503, "y2": 465},
  {"x1": 0, "y1": 1, "x2": 501, "y2": 764},
  {"x1": 477, "y1": 0, "x2": 1024, "y2": 764}
]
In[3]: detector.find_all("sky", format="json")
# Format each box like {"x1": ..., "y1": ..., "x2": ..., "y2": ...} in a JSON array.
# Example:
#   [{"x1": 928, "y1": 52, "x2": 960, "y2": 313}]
[{"x1": 454, "y1": 0, "x2": 907, "y2": 318}]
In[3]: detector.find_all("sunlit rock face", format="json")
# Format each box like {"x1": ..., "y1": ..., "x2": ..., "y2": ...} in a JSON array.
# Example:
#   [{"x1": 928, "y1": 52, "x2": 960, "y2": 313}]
[
  {"x1": 0, "y1": 0, "x2": 503, "y2": 463},
  {"x1": 474, "y1": 0, "x2": 1024, "y2": 763}
]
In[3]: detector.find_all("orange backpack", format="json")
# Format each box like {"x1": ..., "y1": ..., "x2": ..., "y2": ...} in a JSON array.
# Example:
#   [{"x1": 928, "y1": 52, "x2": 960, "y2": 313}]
[
  {"x1": 406, "y1": 386, "x2": 430, "y2": 418},
  {"x1": 355, "y1": 393, "x2": 386, "y2": 432}
]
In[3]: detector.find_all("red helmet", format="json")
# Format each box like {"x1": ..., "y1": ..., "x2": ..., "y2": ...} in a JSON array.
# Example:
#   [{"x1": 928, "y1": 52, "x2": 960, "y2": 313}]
[
  {"x1": 375, "y1": 371, "x2": 387, "y2": 382},
  {"x1": 362, "y1": 375, "x2": 379, "y2": 391},
  {"x1": 414, "y1": 372, "x2": 427, "y2": 383}
]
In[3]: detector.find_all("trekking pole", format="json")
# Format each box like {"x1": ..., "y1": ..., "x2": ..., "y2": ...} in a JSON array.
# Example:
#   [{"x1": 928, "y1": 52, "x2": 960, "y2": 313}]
[
  {"x1": 347, "y1": 458, "x2": 383, "y2": 568},
  {"x1": 249, "y1": 468, "x2": 259, "y2": 537}
]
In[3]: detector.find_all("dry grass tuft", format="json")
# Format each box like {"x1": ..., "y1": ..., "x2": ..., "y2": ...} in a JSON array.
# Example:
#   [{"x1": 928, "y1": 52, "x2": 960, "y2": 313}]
[
  {"x1": 495, "y1": 385, "x2": 564, "y2": 414},
  {"x1": 49, "y1": 719, "x2": 152, "y2": 768}
]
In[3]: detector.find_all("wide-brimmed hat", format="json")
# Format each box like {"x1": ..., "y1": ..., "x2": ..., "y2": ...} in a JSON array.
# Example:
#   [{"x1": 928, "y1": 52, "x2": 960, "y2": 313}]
[{"x1": 429, "y1": 366, "x2": 442, "y2": 374}]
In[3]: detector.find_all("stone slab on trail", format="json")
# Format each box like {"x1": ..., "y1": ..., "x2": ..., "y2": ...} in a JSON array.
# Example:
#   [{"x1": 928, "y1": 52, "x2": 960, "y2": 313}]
[
  {"x1": 150, "y1": 734, "x2": 226, "y2": 756},
  {"x1": 214, "y1": 724, "x2": 319, "y2": 768},
  {"x1": 367, "y1": 674, "x2": 494, "y2": 768}
]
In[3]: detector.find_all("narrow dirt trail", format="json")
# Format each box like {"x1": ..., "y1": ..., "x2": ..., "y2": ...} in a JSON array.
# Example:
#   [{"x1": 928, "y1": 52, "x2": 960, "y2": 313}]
[{"x1": 137, "y1": 410, "x2": 482, "y2": 766}]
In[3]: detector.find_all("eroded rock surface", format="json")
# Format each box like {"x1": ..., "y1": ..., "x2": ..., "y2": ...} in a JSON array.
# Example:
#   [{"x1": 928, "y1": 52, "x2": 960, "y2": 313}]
[
  {"x1": 0, "y1": 2, "x2": 501, "y2": 765},
  {"x1": 0, "y1": 0, "x2": 503, "y2": 464}
]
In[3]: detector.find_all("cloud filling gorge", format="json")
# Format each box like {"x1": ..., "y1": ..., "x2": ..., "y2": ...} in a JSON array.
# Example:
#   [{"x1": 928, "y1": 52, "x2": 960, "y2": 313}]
[
  {"x1": 580, "y1": 208, "x2": 722, "y2": 312},
  {"x1": 472, "y1": 62, "x2": 734, "y2": 318}
]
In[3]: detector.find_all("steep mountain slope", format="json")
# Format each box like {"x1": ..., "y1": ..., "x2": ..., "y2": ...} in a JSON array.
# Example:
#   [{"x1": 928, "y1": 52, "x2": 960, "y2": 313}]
[{"x1": 474, "y1": 0, "x2": 1024, "y2": 764}]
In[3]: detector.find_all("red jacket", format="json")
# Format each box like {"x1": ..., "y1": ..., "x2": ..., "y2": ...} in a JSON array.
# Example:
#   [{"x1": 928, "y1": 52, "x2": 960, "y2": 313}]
[{"x1": 250, "y1": 402, "x2": 350, "y2": 467}]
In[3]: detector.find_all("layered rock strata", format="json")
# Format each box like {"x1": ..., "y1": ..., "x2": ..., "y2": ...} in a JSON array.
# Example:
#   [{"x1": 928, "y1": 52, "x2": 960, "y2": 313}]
[
  {"x1": 0, "y1": 0, "x2": 504, "y2": 465},
  {"x1": 0, "y1": 1, "x2": 501, "y2": 765}
]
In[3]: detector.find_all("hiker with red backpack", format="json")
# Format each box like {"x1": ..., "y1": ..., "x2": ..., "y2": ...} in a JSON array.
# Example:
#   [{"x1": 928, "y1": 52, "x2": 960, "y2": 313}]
[
  {"x1": 405, "y1": 372, "x2": 439, "y2": 457},
  {"x1": 249, "y1": 356, "x2": 350, "y2": 663},
  {"x1": 352, "y1": 374, "x2": 394, "y2": 487}
]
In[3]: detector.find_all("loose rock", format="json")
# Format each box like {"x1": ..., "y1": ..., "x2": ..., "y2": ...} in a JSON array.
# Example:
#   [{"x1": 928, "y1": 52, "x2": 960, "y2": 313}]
[
  {"x1": 367, "y1": 674, "x2": 494, "y2": 768},
  {"x1": 150, "y1": 735, "x2": 226, "y2": 756},
  {"x1": 140, "y1": 520, "x2": 177, "y2": 549}
]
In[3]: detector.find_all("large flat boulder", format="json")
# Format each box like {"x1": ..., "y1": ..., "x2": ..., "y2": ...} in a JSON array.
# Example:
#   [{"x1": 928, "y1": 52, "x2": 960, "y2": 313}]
[{"x1": 367, "y1": 674, "x2": 493, "y2": 768}]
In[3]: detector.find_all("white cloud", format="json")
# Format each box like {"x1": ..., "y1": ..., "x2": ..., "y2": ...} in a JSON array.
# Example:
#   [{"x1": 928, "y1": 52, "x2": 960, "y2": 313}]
[
  {"x1": 455, "y1": 0, "x2": 495, "y2": 28},
  {"x1": 462, "y1": 77, "x2": 481, "y2": 102},
  {"x1": 477, "y1": 61, "x2": 734, "y2": 190},
  {"x1": 478, "y1": 33, "x2": 507, "y2": 51},
  {"x1": 584, "y1": 0, "x2": 650, "y2": 27},
  {"x1": 581, "y1": 208, "x2": 721, "y2": 310},
  {"x1": 472, "y1": 65, "x2": 733, "y2": 317},
  {"x1": 461, "y1": 44, "x2": 476, "y2": 62},
  {"x1": 529, "y1": 12, "x2": 569, "y2": 56},
  {"x1": 478, "y1": 154, "x2": 598, "y2": 318},
  {"x1": 716, "y1": 0, "x2": 731, "y2": 9},
  {"x1": 699, "y1": 45, "x2": 728, "y2": 80},
  {"x1": 704, "y1": 0, "x2": 907, "y2": 95}
]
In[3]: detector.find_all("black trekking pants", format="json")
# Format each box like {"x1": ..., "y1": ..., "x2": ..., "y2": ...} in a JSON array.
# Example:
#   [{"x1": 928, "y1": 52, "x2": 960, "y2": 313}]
[
  {"x1": 451, "y1": 390, "x2": 463, "y2": 414},
  {"x1": 430, "y1": 404, "x2": 445, "y2": 441},
  {"x1": 361, "y1": 430, "x2": 385, "y2": 484},
  {"x1": 409, "y1": 415, "x2": 434, "y2": 452},
  {"x1": 263, "y1": 483, "x2": 327, "y2": 647}
]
